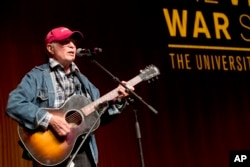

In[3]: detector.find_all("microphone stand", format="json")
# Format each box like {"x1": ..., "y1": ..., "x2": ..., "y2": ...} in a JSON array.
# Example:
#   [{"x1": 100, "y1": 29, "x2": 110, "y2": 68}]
[{"x1": 132, "y1": 99, "x2": 145, "y2": 167}]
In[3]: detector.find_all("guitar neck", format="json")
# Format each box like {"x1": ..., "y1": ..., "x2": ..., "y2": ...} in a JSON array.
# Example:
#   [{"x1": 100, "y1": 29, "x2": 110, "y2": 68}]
[{"x1": 81, "y1": 75, "x2": 142, "y2": 116}]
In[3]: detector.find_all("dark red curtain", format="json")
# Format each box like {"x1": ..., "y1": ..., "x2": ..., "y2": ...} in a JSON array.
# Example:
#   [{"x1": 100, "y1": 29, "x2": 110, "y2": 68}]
[{"x1": 1, "y1": 0, "x2": 250, "y2": 167}]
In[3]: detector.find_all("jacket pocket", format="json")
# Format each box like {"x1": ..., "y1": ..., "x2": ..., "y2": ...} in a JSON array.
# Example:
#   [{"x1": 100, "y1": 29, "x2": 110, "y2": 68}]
[{"x1": 36, "y1": 89, "x2": 49, "y2": 107}]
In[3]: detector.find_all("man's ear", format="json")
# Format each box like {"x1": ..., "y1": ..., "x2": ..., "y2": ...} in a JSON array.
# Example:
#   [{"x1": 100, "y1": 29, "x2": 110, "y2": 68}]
[{"x1": 46, "y1": 44, "x2": 54, "y2": 54}]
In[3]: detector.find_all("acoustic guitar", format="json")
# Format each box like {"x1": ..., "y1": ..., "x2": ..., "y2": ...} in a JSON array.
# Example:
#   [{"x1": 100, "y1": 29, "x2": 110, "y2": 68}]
[{"x1": 18, "y1": 65, "x2": 160, "y2": 166}]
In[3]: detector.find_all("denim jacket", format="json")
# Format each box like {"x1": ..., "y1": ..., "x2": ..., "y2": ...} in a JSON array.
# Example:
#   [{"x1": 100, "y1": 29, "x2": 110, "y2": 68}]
[{"x1": 6, "y1": 63, "x2": 123, "y2": 165}]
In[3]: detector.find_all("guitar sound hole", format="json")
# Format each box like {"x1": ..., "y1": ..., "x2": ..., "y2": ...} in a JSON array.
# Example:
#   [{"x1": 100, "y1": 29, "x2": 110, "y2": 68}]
[{"x1": 65, "y1": 110, "x2": 83, "y2": 127}]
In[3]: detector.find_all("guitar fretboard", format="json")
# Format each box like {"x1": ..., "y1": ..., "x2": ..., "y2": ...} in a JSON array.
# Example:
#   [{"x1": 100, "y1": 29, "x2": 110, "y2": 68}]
[{"x1": 81, "y1": 75, "x2": 142, "y2": 116}]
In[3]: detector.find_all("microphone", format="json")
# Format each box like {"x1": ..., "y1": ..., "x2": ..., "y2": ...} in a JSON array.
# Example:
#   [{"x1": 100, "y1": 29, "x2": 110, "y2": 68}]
[
  {"x1": 76, "y1": 48, "x2": 91, "y2": 57},
  {"x1": 76, "y1": 47, "x2": 102, "y2": 57}
]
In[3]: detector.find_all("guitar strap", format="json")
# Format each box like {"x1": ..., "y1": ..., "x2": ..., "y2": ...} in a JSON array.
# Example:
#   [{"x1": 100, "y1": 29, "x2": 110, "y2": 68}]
[{"x1": 69, "y1": 70, "x2": 98, "y2": 166}]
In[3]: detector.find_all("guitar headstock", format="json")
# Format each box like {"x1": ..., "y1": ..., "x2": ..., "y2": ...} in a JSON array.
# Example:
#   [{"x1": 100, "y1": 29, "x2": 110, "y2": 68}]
[{"x1": 139, "y1": 65, "x2": 160, "y2": 82}]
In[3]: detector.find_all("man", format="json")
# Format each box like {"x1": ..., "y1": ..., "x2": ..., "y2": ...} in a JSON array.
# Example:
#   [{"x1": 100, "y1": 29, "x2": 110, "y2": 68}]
[{"x1": 6, "y1": 27, "x2": 134, "y2": 167}]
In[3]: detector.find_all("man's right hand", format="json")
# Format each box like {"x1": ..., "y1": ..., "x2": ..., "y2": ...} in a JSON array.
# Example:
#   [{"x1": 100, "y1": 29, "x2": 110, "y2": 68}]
[{"x1": 49, "y1": 115, "x2": 71, "y2": 136}]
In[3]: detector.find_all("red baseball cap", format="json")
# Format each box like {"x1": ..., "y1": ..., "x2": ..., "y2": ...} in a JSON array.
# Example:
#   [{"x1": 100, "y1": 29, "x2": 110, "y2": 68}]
[{"x1": 45, "y1": 27, "x2": 83, "y2": 44}]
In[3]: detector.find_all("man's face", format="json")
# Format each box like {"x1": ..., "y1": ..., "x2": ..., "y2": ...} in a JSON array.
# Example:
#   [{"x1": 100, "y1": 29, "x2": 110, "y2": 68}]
[{"x1": 47, "y1": 38, "x2": 77, "y2": 67}]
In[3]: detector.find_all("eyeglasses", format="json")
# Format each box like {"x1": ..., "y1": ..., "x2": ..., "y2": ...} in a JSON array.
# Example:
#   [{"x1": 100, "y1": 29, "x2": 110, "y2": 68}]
[{"x1": 55, "y1": 38, "x2": 78, "y2": 46}]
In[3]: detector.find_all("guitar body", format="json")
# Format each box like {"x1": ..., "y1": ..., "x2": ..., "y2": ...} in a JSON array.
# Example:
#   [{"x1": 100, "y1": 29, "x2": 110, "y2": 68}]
[{"x1": 18, "y1": 94, "x2": 100, "y2": 166}]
